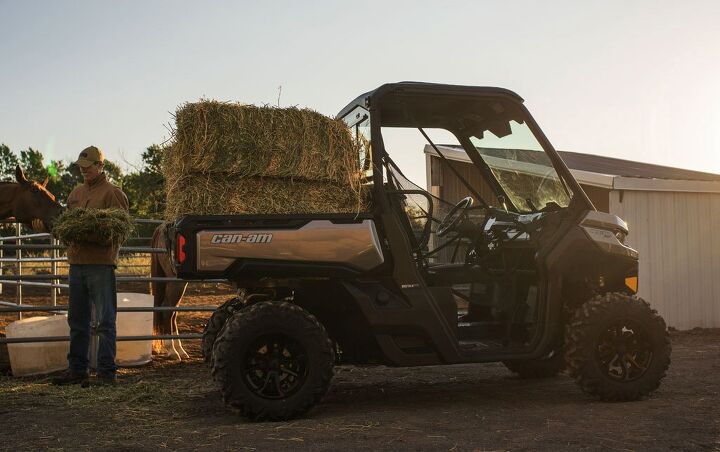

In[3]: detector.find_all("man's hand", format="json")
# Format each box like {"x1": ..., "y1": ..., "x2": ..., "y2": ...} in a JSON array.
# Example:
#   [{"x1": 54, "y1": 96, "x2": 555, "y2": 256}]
[{"x1": 31, "y1": 219, "x2": 47, "y2": 233}]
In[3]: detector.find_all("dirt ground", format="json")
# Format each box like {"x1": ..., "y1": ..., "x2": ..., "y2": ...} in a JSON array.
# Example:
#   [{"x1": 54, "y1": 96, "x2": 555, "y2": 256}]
[{"x1": 1, "y1": 288, "x2": 719, "y2": 451}]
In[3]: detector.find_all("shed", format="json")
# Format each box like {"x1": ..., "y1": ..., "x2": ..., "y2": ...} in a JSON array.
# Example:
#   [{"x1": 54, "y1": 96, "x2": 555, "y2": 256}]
[{"x1": 425, "y1": 145, "x2": 720, "y2": 330}]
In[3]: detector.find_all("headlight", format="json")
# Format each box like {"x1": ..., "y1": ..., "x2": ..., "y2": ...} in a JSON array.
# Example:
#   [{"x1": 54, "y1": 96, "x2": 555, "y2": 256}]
[
  {"x1": 580, "y1": 212, "x2": 636, "y2": 259},
  {"x1": 614, "y1": 230, "x2": 627, "y2": 244},
  {"x1": 582, "y1": 226, "x2": 638, "y2": 259}
]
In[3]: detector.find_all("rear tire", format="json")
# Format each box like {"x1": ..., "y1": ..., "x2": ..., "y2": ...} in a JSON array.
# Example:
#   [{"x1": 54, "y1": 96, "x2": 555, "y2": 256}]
[
  {"x1": 202, "y1": 296, "x2": 244, "y2": 362},
  {"x1": 503, "y1": 348, "x2": 566, "y2": 378},
  {"x1": 211, "y1": 301, "x2": 334, "y2": 421},
  {"x1": 565, "y1": 293, "x2": 671, "y2": 401}
]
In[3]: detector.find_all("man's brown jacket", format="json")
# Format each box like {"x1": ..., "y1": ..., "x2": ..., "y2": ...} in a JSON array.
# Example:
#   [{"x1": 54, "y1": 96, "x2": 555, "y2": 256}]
[{"x1": 66, "y1": 173, "x2": 129, "y2": 265}]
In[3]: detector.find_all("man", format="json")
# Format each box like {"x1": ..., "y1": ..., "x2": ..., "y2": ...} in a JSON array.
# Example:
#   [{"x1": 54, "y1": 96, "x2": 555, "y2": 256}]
[{"x1": 34, "y1": 146, "x2": 129, "y2": 386}]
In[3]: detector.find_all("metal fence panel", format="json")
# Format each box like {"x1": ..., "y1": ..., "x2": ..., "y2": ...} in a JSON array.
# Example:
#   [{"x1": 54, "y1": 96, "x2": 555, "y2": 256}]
[{"x1": 0, "y1": 219, "x2": 227, "y2": 347}]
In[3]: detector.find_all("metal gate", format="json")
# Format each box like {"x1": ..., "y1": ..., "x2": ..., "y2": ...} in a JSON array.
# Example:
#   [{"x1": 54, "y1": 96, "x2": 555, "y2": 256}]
[{"x1": 0, "y1": 219, "x2": 224, "y2": 346}]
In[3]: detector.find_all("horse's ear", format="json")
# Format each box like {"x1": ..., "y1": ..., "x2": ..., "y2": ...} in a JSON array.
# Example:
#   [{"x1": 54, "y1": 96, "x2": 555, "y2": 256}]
[
  {"x1": 15, "y1": 165, "x2": 29, "y2": 184},
  {"x1": 42, "y1": 175, "x2": 49, "y2": 187}
]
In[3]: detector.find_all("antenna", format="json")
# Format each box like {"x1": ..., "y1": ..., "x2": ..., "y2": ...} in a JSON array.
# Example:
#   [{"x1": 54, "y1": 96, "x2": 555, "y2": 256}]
[{"x1": 277, "y1": 85, "x2": 282, "y2": 107}]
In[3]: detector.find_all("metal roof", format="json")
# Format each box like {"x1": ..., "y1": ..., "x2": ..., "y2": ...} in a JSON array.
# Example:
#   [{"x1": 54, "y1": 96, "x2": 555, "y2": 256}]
[
  {"x1": 556, "y1": 150, "x2": 720, "y2": 182},
  {"x1": 425, "y1": 145, "x2": 720, "y2": 194},
  {"x1": 434, "y1": 144, "x2": 720, "y2": 182}
]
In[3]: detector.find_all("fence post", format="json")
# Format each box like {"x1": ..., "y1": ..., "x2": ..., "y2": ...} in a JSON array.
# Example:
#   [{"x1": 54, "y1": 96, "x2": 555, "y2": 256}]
[
  {"x1": 51, "y1": 237, "x2": 58, "y2": 306},
  {"x1": 16, "y1": 222, "x2": 22, "y2": 320}
]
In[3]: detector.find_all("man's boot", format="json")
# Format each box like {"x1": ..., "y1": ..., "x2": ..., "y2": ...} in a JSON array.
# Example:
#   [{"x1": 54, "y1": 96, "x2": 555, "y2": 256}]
[
  {"x1": 96, "y1": 372, "x2": 117, "y2": 386},
  {"x1": 51, "y1": 370, "x2": 89, "y2": 387}
]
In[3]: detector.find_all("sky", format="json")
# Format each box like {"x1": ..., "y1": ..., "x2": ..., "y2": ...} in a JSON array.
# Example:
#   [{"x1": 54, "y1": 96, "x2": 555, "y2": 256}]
[{"x1": 1, "y1": 0, "x2": 719, "y2": 186}]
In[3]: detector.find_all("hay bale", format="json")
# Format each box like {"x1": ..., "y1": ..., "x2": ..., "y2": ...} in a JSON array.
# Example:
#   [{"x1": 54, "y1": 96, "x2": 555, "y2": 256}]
[
  {"x1": 163, "y1": 101, "x2": 370, "y2": 218},
  {"x1": 168, "y1": 101, "x2": 359, "y2": 183},
  {"x1": 164, "y1": 175, "x2": 370, "y2": 220},
  {"x1": 53, "y1": 208, "x2": 135, "y2": 247}
]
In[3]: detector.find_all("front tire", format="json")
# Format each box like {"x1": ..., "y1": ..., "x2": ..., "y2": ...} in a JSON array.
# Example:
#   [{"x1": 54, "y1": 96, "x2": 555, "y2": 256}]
[
  {"x1": 565, "y1": 293, "x2": 671, "y2": 401},
  {"x1": 211, "y1": 301, "x2": 335, "y2": 421}
]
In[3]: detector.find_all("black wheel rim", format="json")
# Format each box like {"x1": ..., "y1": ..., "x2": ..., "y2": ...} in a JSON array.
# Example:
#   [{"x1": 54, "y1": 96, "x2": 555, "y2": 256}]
[
  {"x1": 596, "y1": 320, "x2": 653, "y2": 382},
  {"x1": 243, "y1": 333, "x2": 308, "y2": 400}
]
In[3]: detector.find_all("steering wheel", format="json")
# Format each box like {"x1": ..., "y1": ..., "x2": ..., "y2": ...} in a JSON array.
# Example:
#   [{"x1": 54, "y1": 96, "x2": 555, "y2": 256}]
[{"x1": 437, "y1": 197, "x2": 473, "y2": 237}]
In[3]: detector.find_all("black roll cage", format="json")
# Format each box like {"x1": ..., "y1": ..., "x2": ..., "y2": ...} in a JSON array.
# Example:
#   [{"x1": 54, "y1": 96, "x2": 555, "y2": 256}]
[{"x1": 337, "y1": 81, "x2": 594, "y2": 214}]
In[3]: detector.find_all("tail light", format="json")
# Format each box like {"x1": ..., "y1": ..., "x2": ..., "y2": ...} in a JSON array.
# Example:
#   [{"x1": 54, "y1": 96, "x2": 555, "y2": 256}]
[{"x1": 177, "y1": 233, "x2": 187, "y2": 264}]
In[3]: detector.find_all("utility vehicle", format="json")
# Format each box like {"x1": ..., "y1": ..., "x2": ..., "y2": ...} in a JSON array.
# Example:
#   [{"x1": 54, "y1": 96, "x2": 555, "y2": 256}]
[{"x1": 173, "y1": 82, "x2": 671, "y2": 421}]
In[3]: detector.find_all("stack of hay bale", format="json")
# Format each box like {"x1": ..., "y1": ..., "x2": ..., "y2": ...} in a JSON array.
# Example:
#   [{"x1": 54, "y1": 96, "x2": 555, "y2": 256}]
[{"x1": 163, "y1": 101, "x2": 369, "y2": 220}]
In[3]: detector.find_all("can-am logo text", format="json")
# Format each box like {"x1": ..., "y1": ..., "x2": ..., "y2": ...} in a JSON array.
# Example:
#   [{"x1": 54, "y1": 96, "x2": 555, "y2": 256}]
[{"x1": 210, "y1": 233, "x2": 273, "y2": 244}]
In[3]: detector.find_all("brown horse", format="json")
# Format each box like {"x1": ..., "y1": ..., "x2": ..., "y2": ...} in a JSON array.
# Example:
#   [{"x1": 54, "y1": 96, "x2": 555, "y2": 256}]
[
  {"x1": 150, "y1": 223, "x2": 190, "y2": 360},
  {"x1": 0, "y1": 166, "x2": 63, "y2": 230}
]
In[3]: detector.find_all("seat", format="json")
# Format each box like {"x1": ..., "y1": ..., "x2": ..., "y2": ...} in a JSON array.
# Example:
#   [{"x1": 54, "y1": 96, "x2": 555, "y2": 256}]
[{"x1": 425, "y1": 262, "x2": 472, "y2": 286}]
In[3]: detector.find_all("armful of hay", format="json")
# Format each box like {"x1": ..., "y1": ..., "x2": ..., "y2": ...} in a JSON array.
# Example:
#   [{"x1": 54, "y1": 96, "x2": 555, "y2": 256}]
[{"x1": 52, "y1": 208, "x2": 136, "y2": 247}]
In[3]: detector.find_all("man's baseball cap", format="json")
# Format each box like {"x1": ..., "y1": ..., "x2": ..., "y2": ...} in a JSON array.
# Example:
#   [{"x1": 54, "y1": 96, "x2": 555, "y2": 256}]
[{"x1": 74, "y1": 146, "x2": 105, "y2": 168}]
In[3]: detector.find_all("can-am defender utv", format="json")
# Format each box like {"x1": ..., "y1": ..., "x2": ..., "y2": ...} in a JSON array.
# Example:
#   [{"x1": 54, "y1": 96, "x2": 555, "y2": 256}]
[{"x1": 173, "y1": 82, "x2": 671, "y2": 421}]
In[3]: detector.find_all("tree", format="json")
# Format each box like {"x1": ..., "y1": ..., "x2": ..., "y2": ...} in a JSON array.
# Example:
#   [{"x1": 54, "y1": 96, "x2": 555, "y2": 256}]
[
  {"x1": 141, "y1": 144, "x2": 163, "y2": 175},
  {"x1": 0, "y1": 144, "x2": 19, "y2": 180},
  {"x1": 46, "y1": 160, "x2": 82, "y2": 204},
  {"x1": 122, "y1": 144, "x2": 165, "y2": 219},
  {"x1": 19, "y1": 148, "x2": 47, "y2": 182},
  {"x1": 102, "y1": 160, "x2": 123, "y2": 185},
  {"x1": 0, "y1": 145, "x2": 166, "y2": 219},
  {"x1": 16, "y1": 148, "x2": 81, "y2": 204}
]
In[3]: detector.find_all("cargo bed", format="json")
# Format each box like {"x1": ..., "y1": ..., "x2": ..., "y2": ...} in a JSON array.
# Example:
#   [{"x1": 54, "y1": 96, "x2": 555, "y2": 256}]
[{"x1": 172, "y1": 213, "x2": 382, "y2": 282}]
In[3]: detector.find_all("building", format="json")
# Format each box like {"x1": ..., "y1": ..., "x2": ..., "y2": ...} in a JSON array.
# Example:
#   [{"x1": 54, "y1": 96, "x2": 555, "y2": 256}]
[{"x1": 425, "y1": 145, "x2": 720, "y2": 330}]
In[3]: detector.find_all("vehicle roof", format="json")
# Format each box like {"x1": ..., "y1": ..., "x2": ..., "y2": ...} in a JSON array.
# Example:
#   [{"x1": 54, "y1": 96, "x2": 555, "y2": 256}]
[{"x1": 336, "y1": 81, "x2": 524, "y2": 119}]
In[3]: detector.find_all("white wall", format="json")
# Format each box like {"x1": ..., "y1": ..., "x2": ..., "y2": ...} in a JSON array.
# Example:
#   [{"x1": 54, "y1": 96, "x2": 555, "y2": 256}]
[{"x1": 610, "y1": 190, "x2": 720, "y2": 330}]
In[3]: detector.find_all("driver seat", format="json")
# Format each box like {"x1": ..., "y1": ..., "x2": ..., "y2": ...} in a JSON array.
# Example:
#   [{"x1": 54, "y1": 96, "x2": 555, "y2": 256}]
[{"x1": 424, "y1": 262, "x2": 490, "y2": 286}]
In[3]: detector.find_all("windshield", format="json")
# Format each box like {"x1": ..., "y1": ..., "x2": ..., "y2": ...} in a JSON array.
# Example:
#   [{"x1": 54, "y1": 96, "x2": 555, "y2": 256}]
[{"x1": 468, "y1": 120, "x2": 571, "y2": 212}]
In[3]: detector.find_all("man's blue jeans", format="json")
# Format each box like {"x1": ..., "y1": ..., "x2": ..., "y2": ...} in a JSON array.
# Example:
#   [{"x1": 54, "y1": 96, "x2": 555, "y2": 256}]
[{"x1": 67, "y1": 264, "x2": 117, "y2": 376}]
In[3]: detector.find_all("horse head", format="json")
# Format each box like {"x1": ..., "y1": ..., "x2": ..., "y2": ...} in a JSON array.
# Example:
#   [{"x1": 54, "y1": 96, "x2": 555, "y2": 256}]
[{"x1": 8, "y1": 165, "x2": 64, "y2": 230}]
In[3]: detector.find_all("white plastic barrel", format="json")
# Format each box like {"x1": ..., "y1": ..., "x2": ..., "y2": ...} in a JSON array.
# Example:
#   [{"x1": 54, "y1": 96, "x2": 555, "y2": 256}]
[
  {"x1": 115, "y1": 292, "x2": 154, "y2": 366},
  {"x1": 6, "y1": 315, "x2": 70, "y2": 377},
  {"x1": 89, "y1": 292, "x2": 154, "y2": 368}
]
